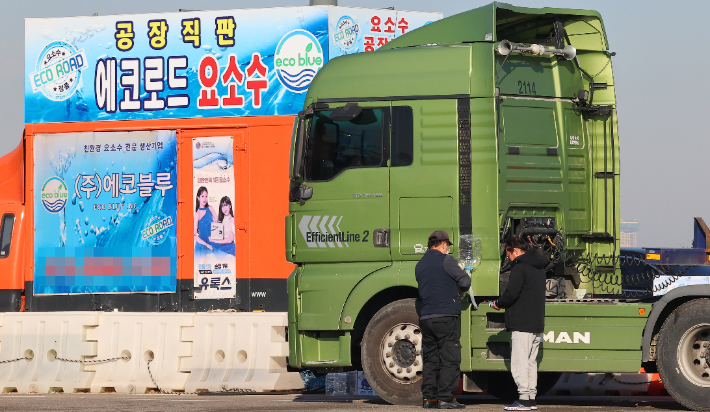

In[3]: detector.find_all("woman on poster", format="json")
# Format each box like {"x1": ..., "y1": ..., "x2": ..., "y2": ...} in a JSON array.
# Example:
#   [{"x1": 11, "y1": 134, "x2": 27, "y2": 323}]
[
  {"x1": 209, "y1": 196, "x2": 236, "y2": 256},
  {"x1": 194, "y1": 186, "x2": 217, "y2": 257}
]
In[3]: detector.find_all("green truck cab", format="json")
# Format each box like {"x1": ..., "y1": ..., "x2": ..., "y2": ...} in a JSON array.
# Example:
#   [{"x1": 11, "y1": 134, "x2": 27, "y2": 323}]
[{"x1": 286, "y1": 3, "x2": 710, "y2": 410}]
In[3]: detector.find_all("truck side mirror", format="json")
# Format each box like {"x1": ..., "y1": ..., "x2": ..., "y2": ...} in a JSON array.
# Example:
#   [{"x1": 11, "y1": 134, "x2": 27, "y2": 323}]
[{"x1": 300, "y1": 186, "x2": 313, "y2": 201}]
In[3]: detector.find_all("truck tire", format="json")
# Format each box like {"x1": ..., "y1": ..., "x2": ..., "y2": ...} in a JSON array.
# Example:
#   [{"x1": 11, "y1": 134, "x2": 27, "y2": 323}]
[
  {"x1": 486, "y1": 371, "x2": 562, "y2": 400},
  {"x1": 361, "y1": 298, "x2": 422, "y2": 405},
  {"x1": 657, "y1": 298, "x2": 710, "y2": 411}
]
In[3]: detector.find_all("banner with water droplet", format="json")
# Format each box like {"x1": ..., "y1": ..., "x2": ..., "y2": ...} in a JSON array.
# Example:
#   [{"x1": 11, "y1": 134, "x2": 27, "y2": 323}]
[
  {"x1": 33, "y1": 130, "x2": 178, "y2": 294},
  {"x1": 24, "y1": 6, "x2": 440, "y2": 123}
]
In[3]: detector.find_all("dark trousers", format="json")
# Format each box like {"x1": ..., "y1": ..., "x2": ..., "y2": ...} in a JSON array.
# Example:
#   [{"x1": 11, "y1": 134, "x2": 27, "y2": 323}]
[{"x1": 420, "y1": 316, "x2": 461, "y2": 402}]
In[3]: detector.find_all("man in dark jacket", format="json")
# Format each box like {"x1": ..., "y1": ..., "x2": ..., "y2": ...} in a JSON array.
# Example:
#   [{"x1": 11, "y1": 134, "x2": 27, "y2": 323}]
[
  {"x1": 492, "y1": 236, "x2": 547, "y2": 411},
  {"x1": 415, "y1": 230, "x2": 471, "y2": 410}
]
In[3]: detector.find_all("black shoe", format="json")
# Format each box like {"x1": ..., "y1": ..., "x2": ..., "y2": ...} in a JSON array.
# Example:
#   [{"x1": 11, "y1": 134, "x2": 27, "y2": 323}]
[
  {"x1": 438, "y1": 399, "x2": 465, "y2": 409},
  {"x1": 423, "y1": 399, "x2": 439, "y2": 409},
  {"x1": 530, "y1": 399, "x2": 537, "y2": 410}
]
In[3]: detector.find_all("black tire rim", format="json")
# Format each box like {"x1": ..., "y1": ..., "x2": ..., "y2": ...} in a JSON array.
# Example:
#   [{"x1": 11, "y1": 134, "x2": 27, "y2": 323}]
[
  {"x1": 677, "y1": 323, "x2": 710, "y2": 387},
  {"x1": 380, "y1": 322, "x2": 423, "y2": 384}
]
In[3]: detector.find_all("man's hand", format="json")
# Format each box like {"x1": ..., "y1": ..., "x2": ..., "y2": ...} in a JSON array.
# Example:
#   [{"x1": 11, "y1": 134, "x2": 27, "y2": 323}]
[{"x1": 491, "y1": 301, "x2": 500, "y2": 310}]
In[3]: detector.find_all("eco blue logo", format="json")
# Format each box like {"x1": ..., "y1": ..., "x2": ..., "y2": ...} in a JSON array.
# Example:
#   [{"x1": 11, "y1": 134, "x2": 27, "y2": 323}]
[
  {"x1": 274, "y1": 29, "x2": 324, "y2": 93},
  {"x1": 41, "y1": 177, "x2": 69, "y2": 214},
  {"x1": 29, "y1": 41, "x2": 88, "y2": 101},
  {"x1": 333, "y1": 16, "x2": 360, "y2": 51}
]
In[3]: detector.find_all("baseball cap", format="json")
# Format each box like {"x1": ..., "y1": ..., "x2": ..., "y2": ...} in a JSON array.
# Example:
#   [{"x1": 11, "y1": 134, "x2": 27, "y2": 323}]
[{"x1": 429, "y1": 230, "x2": 453, "y2": 245}]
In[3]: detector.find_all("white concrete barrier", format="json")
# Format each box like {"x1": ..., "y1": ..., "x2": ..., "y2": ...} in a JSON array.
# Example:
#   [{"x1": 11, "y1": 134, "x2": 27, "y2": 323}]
[
  {"x1": 0, "y1": 312, "x2": 100, "y2": 393},
  {"x1": 0, "y1": 311, "x2": 304, "y2": 394},
  {"x1": 182, "y1": 312, "x2": 304, "y2": 392},
  {"x1": 85, "y1": 312, "x2": 193, "y2": 393}
]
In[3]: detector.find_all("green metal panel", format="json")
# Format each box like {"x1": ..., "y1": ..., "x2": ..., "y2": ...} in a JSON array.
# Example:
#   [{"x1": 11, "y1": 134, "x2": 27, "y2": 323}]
[
  {"x1": 298, "y1": 262, "x2": 390, "y2": 331},
  {"x1": 497, "y1": 97, "x2": 594, "y2": 239},
  {"x1": 564, "y1": 20, "x2": 608, "y2": 51},
  {"x1": 499, "y1": 99, "x2": 564, "y2": 204},
  {"x1": 471, "y1": 350, "x2": 642, "y2": 373},
  {"x1": 470, "y1": 43, "x2": 496, "y2": 99},
  {"x1": 299, "y1": 331, "x2": 352, "y2": 367},
  {"x1": 398, "y1": 261, "x2": 418, "y2": 289},
  {"x1": 288, "y1": 267, "x2": 300, "y2": 368},
  {"x1": 305, "y1": 46, "x2": 472, "y2": 102},
  {"x1": 469, "y1": 303, "x2": 651, "y2": 372},
  {"x1": 389, "y1": 99, "x2": 460, "y2": 261},
  {"x1": 469, "y1": 98, "x2": 500, "y2": 297},
  {"x1": 503, "y1": 106, "x2": 558, "y2": 147},
  {"x1": 338, "y1": 263, "x2": 403, "y2": 330},
  {"x1": 285, "y1": 213, "x2": 294, "y2": 261},
  {"x1": 399, "y1": 197, "x2": 454, "y2": 255},
  {"x1": 496, "y1": 56, "x2": 582, "y2": 99}
]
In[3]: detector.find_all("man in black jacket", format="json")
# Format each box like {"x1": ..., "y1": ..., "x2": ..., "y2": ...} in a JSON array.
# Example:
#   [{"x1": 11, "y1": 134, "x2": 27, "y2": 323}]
[
  {"x1": 415, "y1": 230, "x2": 471, "y2": 410},
  {"x1": 492, "y1": 236, "x2": 547, "y2": 411}
]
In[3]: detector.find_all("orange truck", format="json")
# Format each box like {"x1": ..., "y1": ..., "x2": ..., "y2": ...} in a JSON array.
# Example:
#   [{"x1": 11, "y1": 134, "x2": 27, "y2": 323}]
[
  {"x1": 0, "y1": 117, "x2": 295, "y2": 312},
  {"x1": 3, "y1": 5, "x2": 441, "y2": 313}
]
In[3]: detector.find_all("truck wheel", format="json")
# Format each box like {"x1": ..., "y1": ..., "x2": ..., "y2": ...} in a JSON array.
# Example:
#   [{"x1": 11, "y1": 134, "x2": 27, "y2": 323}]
[
  {"x1": 361, "y1": 298, "x2": 422, "y2": 405},
  {"x1": 657, "y1": 299, "x2": 710, "y2": 411}
]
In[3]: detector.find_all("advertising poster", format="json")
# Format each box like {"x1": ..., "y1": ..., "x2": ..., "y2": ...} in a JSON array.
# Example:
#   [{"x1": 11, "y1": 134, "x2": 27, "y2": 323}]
[
  {"x1": 25, "y1": 7, "x2": 329, "y2": 123},
  {"x1": 328, "y1": 7, "x2": 441, "y2": 59},
  {"x1": 24, "y1": 6, "x2": 441, "y2": 124},
  {"x1": 33, "y1": 130, "x2": 177, "y2": 294},
  {"x1": 192, "y1": 136, "x2": 237, "y2": 299}
]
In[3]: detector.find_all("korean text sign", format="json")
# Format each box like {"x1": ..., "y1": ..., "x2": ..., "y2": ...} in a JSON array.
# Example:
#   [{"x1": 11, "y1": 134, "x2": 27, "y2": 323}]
[
  {"x1": 24, "y1": 6, "x2": 441, "y2": 123},
  {"x1": 192, "y1": 136, "x2": 237, "y2": 299},
  {"x1": 33, "y1": 131, "x2": 178, "y2": 294}
]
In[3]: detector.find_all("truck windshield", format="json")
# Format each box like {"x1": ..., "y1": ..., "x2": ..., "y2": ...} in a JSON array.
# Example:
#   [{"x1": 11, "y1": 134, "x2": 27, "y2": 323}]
[{"x1": 304, "y1": 108, "x2": 384, "y2": 181}]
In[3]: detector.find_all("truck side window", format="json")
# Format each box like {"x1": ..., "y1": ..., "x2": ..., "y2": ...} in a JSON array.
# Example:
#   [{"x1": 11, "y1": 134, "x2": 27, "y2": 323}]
[
  {"x1": 305, "y1": 108, "x2": 384, "y2": 181},
  {"x1": 391, "y1": 106, "x2": 413, "y2": 167},
  {"x1": 0, "y1": 214, "x2": 15, "y2": 258}
]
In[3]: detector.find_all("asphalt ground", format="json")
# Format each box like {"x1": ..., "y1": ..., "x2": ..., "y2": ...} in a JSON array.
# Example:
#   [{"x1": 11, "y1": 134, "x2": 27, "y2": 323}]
[{"x1": 0, "y1": 393, "x2": 686, "y2": 411}]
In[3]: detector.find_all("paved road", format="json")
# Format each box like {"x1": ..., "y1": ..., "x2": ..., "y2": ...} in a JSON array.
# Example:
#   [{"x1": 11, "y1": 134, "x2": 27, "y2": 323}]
[{"x1": 0, "y1": 393, "x2": 686, "y2": 411}]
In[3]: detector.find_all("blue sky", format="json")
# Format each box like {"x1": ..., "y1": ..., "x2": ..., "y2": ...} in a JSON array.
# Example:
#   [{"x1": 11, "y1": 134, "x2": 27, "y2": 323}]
[{"x1": 4, "y1": 1, "x2": 708, "y2": 247}]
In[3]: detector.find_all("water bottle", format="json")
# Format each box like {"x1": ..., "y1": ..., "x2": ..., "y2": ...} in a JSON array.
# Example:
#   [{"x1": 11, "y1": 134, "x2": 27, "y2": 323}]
[
  {"x1": 346, "y1": 371, "x2": 358, "y2": 395},
  {"x1": 457, "y1": 234, "x2": 482, "y2": 273},
  {"x1": 325, "y1": 372, "x2": 348, "y2": 396}
]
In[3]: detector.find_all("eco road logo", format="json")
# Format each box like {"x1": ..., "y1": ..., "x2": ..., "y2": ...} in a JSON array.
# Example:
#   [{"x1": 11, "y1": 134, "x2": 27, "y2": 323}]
[
  {"x1": 41, "y1": 177, "x2": 69, "y2": 214},
  {"x1": 333, "y1": 16, "x2": 360, "y2": 51},
  {"x1": 29, "y1": 41, "x2": 88, "y2": 101},
  {"x1": 275, "y1": 29, "x2": 324, "y2": 93},
  {"x1": 141, "y1": 212, "x2": 173, "y2": 246},
  {"x1": 299, "y1": 215, "x2": 370, "y2": 248}
]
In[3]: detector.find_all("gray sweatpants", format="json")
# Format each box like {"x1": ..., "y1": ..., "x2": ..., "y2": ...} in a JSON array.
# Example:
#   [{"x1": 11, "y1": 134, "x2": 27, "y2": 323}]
[{"x1": 511, "y1": 331, "x2": 542, "y2": 400}]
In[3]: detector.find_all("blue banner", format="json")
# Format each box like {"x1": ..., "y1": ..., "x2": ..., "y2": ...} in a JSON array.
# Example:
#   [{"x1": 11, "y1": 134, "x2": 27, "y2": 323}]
[
  {"x1": 33, "y1": 131, "x2": 177, "y2": 294},
  {"x1": 328, "y1": 7, "x2": 439, "y2": 58},
  {"x1": 24, "y1": 6, "x2": 441, "y2": 123}
]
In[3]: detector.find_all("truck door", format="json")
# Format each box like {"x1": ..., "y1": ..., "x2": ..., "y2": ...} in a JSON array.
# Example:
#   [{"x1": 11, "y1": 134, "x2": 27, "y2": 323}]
[
  {"x1": 0, "y1": 208, "x2": 23, "y2": 311},
  {"x1": 389, "y1": 100, "x2": 458, "y2": 260},
  {"x1": 291, "y1": 103, "x2": 390, "y2": 262}
]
